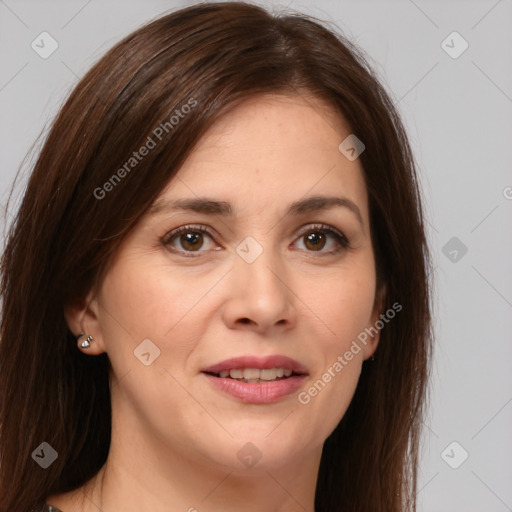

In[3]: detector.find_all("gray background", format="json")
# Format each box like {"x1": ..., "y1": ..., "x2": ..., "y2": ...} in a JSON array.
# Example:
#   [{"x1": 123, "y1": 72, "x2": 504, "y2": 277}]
[{"x1": 1, "y1": 0, "x2": 511, "y2": 510}]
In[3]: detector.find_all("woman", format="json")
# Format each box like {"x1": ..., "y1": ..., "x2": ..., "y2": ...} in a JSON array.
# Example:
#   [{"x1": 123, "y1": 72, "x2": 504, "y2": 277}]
[{"x1": 0, "y1": 2, "x2": 433, "y2": 511}]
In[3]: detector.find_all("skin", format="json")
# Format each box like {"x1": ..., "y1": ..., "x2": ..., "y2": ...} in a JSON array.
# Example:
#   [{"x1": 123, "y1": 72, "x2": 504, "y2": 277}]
[{"x1": 48, "y1": 93, "x2": 384, "y2": 512}]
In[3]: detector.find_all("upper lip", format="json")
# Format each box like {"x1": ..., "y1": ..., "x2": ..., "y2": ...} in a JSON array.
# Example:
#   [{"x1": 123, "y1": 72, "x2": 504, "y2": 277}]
[{"x1": 201, "y1": 355, "x2": 309, "y2": 375}]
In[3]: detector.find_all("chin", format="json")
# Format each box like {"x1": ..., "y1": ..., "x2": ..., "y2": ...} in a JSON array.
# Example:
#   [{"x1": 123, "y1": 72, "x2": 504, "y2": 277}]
[{"x1": 197, "y1": 428, "x2": 315, "y2": 472}]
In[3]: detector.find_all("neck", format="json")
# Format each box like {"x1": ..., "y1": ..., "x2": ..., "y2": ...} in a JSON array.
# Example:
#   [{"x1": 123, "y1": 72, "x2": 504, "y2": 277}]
[
  {"x1": 77, "y1": 403, "x2": 321, "y2": 512},
  {"x1": 87, "y1": 434, "x2": 319, "y2": 512}
]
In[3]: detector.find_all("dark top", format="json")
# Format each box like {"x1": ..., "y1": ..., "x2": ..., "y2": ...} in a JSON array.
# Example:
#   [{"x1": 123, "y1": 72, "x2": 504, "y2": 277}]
[{"x1": 40, "y1": 505, "x2": 64, "y2": 512}]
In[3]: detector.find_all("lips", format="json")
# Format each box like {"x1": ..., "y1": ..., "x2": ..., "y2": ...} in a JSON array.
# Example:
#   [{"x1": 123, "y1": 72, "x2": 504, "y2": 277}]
[
  {"x1": 201, "y1": 355, "x2": 309, "y2": 377},
  {"x1": 201, "y1": 355, "x2": 309, "y2": 403}
]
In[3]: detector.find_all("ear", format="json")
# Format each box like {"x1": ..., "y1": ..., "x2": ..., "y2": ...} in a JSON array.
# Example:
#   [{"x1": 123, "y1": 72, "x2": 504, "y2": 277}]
[
  {"x1": 362, "y1": 282, "x2": 387, "y2": 361},
  {"x1": 64, "y1": 290, "x2": 107, "y2": 356}
]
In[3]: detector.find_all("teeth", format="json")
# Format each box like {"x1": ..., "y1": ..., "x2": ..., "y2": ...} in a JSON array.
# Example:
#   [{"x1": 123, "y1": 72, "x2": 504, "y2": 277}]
[
  {"x1": 216, "y1": 368, "x2": 296, "y2": 381},
  {"x1": 243, "y1": 368, "x2": 260, "y2": 380},
  {"x1": 260, "y1": 369, "x2": 278, "y2": 380}
]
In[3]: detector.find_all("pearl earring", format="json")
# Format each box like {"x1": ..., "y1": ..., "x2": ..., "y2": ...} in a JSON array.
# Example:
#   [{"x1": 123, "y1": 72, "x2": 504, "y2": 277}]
[{"x1": 77, "y1": 333, "x2": 94, "y2": 349}]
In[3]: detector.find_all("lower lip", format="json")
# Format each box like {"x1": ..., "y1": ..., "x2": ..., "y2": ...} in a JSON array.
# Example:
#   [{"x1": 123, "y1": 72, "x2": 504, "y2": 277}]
[{"x1": 202, "y1": 373, "x2": 307, "y2": 403}]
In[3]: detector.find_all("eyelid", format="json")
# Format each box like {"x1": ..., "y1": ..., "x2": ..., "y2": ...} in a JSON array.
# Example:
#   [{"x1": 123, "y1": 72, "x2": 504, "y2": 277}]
[{"x1": 295, "y1": 222, "x2": 348, "y2": 242}]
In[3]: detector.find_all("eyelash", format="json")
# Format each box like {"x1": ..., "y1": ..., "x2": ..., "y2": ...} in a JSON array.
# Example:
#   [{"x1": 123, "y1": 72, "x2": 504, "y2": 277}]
[{"x1": 161, "y1": 223, "x2": 350, "y2": 258}]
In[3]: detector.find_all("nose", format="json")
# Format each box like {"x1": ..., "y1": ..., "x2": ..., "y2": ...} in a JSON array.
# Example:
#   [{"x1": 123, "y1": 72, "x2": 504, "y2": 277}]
[{"x1": 221, "y1": 243, "x2": 298, "y2": 334}]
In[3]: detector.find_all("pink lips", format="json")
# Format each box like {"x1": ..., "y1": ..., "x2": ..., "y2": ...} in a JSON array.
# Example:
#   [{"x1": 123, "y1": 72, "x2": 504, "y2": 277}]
[
  {"x1": 201, "y1": 355, "x2": 308, "y2": 375},
  {"x1": 201, "y1": 355, "x2": 309, "y2": 404}
]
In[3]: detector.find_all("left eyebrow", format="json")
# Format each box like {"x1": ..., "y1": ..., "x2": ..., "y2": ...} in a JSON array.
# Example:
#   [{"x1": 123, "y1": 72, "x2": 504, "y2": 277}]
[{"x1": 148, "y1": 195, "x2": 364, "y2": 227}]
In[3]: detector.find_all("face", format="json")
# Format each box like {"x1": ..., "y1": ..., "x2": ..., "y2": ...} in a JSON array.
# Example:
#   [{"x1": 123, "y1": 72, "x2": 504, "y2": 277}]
[{"x1": 70, "y1": 93, "x2": 383, "y2": 473}]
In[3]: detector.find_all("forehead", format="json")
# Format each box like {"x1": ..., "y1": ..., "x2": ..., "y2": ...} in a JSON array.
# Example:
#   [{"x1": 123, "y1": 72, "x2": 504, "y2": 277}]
[{"x1": 156, "y1": 93, "x2": 370, "y2": 224}]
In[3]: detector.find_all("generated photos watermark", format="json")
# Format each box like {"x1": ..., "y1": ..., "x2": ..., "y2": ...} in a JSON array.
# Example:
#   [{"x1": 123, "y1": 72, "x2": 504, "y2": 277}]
[
  {"x1": 93, "y1": 97, "x2": 197, "y2": 200},
  {"x1": 297, "y1": 301, "x2": 402, "y2": 405}
]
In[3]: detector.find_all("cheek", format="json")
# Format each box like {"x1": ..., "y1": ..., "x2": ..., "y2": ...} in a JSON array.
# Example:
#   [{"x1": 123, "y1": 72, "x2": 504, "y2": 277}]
[
  {"x1": 99, "y1": 258, "x2": 212, "y2": 340},
  {"x1": 307, "y1": 263, "x2": 377, "y2": 351},
  {"x1": 97, "y1": 257, "x2": 223, "y2": 389},
  {"x1": 97, "y1": 261, "x2": 206, "y2": 421},
  {"x1": 295, "y1": 272, "x2": 375, "y2": 442}
]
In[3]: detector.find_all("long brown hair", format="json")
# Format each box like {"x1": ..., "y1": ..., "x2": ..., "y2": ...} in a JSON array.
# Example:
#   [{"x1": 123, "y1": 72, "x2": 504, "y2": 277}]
[{"x1": 0, "y1": 2, "x2": 433, "y2": 511}]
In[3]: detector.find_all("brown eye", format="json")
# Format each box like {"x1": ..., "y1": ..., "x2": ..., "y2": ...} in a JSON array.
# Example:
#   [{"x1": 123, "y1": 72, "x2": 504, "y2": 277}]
[
  {"x1": 162, "y1": 223, "x2": 349, "y2": 258},
  {"x1": 178, "y1": 232, "x2": 204, "y2": 251},
  {"x1": 294, "y1": 224, "x2": 349, "y2": 255},
  {"x1": 162, "y1": 225, "x2": 217, "y2": 256},
  {"x1": 303, "y1": 231, "x2": 327, "y2": 251}
]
